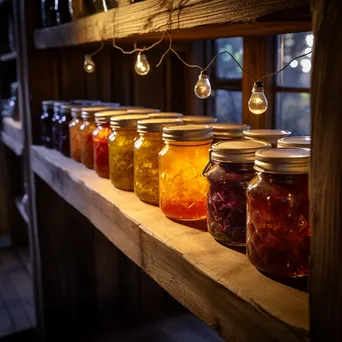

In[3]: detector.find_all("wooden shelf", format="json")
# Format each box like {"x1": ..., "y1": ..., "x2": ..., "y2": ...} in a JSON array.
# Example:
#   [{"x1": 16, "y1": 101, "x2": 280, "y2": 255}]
[
  {"x1": 0, "y1": 52, "x2": 17, "y2": 62},
  {"x1": 34, "y1": 0, "x2": 311, "y2": 49},
  {"x1": 1, "y1": 117, "x2": 23, "y2": 156},
  {"x1": 31, "y1": 145, "x2": 309, "y2": 341},
  {"x1": 15, "y1": 197, "x2": 30, "y2": 226}
]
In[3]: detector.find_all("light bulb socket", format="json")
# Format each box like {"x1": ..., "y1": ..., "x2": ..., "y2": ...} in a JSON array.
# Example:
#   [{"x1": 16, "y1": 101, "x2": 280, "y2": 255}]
[
  {"x1": 199, "y1": 73, "x2": 209, "y2": 80},
  {"x1": 84, "y1": 54, "x2": 92, "y2": 63},
  {"x1": 253, "y1": 81, "x2": 264, "y2": 92}
]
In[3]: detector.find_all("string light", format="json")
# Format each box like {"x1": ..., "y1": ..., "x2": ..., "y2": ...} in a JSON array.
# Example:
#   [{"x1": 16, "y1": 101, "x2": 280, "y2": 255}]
[
  {"x1": 134, "y1": 52, "x2": 150, "y2": 76},
  {"x1": 248, "y1": 81, "x2": 268, "y2": 114},
  {"x1": 84, "y1": 54, "x2": 95, "y2": 73},
  {"x1": 194, "y1": 73, "x2": 211, "y2": 99}
]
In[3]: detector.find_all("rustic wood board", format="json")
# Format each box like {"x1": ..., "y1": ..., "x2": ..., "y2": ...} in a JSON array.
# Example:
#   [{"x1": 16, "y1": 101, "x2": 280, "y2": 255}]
[
  {"x1": 31, "y1": 145, "x2": 309, "y2": 341},
  {"x1": 34, "y1": 0, "x2": 311, "y2": 49},
  {"x1": 1, "y1": 117, "x2": 23, "y2": 156},
  {"x1": 0, "y1": 52, "x2": 17, "y2": 62}
]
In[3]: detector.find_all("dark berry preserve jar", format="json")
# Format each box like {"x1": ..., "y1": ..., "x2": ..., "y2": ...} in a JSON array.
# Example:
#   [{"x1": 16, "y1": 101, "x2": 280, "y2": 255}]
[
  {"x1": 203, "y1": 140, "x2": 270, "y2": 246},
  {"x1": 41, "y1": 100, "x2": 55, "y2": 148},
  {"x1": 246, "y1": 148, "x2": 310, "y2": 278},
  {"x1": 52, "y1": 102, "x2": 69, "y2": 150}
]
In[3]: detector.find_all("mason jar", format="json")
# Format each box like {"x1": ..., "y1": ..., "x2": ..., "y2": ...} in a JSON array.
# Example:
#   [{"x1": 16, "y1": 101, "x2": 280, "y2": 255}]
[
  {"x1": 108, "y1": 115, "x2": 146, "y2": 190},
  {"x1": 246, "y1": 148, "x2": 310, "y2": 278},
  {"x1": 212, "y1": 123, "x2": 251, "y2": 144},
  {"x1": 52, "y1": 101, "x2": 69, "y2": 150},
  {"x1": 127, "y1": 108, "x2": 160, "y2": 114},
  {"x1": 243, "y1": 129, "x2": 291, "y2": 147},
  {"x1": 148, "y1": 112, "x2": 183, "y2": 119},
  {"x1": 41, "y1": 100, "x2": 55, "y2": 148},
  {"x1": 134, "y1": 118, "x2": 183, "y2": 205},
  {"x1": 58, "y1": 104, "x2": 75, "y2": 157},
  {"x1": 277, "y1": 136, "x2": 311, "y2": 149},
  {"x1": 204, "y1": 140, "x2": 271, "y2": 246},
  {"x1": 182, "y1": 115, "x2": 217, "y2": 125},
  {"x1": 69, "y1": 107, "x2": 83, "y2": 162},
  {"x1": 159, "y1": 125, "x2": 213, "y2": 221}
]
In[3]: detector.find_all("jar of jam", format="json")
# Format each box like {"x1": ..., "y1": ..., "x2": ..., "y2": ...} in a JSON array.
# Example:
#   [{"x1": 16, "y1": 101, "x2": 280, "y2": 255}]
[
  {"x1": 212, "y1": 123, "x2": 250, "y2": 144},
  {"x1": 204, "y1": 140, "x2": 271, "y2": 246},
  {"x1": 79, "y1": 106, "x2": 112, "y2": 169},
  {"x1": 69, "y1": 107, "x2": 83, "y2": 162},
  {"x1": 127, "y1": 108, "x2": 160, "y2": 114},
  {"x1": 134, "y1": 118, "x2": 183, "y2": 205},
  {"x1": 159, "y1": 125, "x2": 213, "y2": 221},
  {"x1": 246, "y1": 148, "x2": 310, "y2": 278},
  {"x1": 58, "y1": 104, "x2": 75, "y2": 157},
  {"x1": 41, "y1": 100, "x2": 55, "y2": 148},
  {"x1": 109, "y1": 115, "x2": 146, "y2": 190},
  {"x1": 243, "y1": 129, "x2": 291, "y2": 147},
  {"x1": 182, "y1": 115, "x2": 217, "y2": 125},
  {"x1": 277, "y1": 136, "x2": 311, "y2": 149},
  {"x1": 148, "y1": 112, "x2": 183, "y2": 119},
  {"x1": 93, "y1": 110, "x2": 129, "y2": 178},
  {"x1": 52, "y1": 101, "x2": 69, "y2": 150}
]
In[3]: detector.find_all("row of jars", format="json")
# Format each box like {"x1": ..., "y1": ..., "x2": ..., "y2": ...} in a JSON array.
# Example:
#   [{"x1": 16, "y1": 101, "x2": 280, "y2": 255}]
[{"x1": 41, "y1": 101, "x2": 311, "y2": 278}]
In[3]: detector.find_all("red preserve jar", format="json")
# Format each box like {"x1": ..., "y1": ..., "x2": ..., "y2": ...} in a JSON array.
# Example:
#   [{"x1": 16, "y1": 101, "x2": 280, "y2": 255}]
[
  {"x1": 246, "y1": 148, "x2": 310, "y2": 278},
  {"x1": 203, "y1": 140, "x2": 270, "y2": 246}
]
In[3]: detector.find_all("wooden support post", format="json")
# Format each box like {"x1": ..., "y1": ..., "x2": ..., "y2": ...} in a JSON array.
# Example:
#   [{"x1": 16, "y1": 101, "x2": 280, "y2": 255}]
[{"x1": 310, "y1": 1, "x2": 342, "y2": 340}]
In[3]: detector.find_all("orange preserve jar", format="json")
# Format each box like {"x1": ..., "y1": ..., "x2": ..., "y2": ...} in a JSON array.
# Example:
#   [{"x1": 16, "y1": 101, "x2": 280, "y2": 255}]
[
  {"x1": 182, "y1": 115, "x2": 217, "y2": 125},
  {"x1": 108, "y1": 115, "x2": 146, "y2": 191},
  {"x1": 243, "y1": 129, "x2": 291, "y2": 147},
  {"x1": 69, "y1": 106, "x2": 83, "y2": 162},
  {"x1": 93, "y1": 110, "x2": 129, "y2": 178},
  {"x1": 212, "y1": 123, "x2": 250, "y2": 144},
  {"x1": 159, "y1": 125, "x2": 213, "y2": 221},
  {"x1": 134, "y1": 118, "x2": 183, "y2": 205},
  {"x1": 79, "y1": 106, "x2": 111, "y2": 169}
]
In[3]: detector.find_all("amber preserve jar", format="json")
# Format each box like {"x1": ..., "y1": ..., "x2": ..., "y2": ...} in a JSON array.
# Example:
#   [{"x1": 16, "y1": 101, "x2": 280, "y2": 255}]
[
  {"x1": 40, "y1": 100, "x2": 55, "y2": 148},
  {"x1": 243, "y1": 129, "x2": 291, "y2": 147},
  {"x1": 246, "y1": 148, "x2": 310, "y2": 278},
  {"x1": 204, "y1": 140, "x2": 271, "y2": 246},
  {"x1": 212, "y1": 123, "x2": 250, "y2": 144},
  {"x1": 277, "y1": 136, "x2": 311, "y2": 149},
  {"x1": 159, "y1": 125, "x2": 213, "y2": 221},
  {"x1": 79, "y1": 106, "x2": 112, "y2": 169},
  {"x1": 108, "y1": 115, "x2": 146, "y2": 190},
  {"x1": 69, "y1": 107, "x2": 83, "y2": 162},
  {"x1": 93, "y1": 110, "x2": 129, "y2": 178},
  {"x1": 134, "y1": 118, "x2": 183, "y2": 205}
]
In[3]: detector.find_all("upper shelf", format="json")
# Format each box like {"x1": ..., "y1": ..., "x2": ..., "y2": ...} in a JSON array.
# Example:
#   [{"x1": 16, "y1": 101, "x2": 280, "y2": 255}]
[
  {"x1": 1, "y1": 117, "x2": 24, "y2": 156},
  {"x1": 31, "y1": 145, "x2": 309, "y2": 341},
  {"x1": 0, "y1": 52, "x2": 17, "y2": 62},
  {"x1": 34, "y1": 0, "x2": 311, "y2": 49}
]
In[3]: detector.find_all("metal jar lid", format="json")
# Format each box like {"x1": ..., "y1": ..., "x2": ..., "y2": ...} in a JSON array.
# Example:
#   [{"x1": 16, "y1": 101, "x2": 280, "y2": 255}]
[
  {"x1": 81, "y1": 106, "x2": 112, "y2": 119},
  {"x1": 127, "y1": 108, "x2": 160, "y2": 114},
  {"x1": 211, "y1": 140, "x2": 271, "y2": 163},
  {"x1": 53, "y1": 101, "x2": 69, "y2": 111},
  {"x1": 110, "y1": 114, "x2": 147, "y2": 129},
  {"x1": 42, "y1": 100, "x2": 56, "y2": 110},
  {"x1": 182, "y1": 115, "x2": 217, "y2": 124},
  {"x1": 277, "y1": 136, "x2": 311, "y2": 149},
  {"x1": 95, "y1": 110, "x2": 129, "y2": 123},
  {"x1": 254, "y1": 148, "x2": 310, "y2": 174},
  {"x1": 243, "y1": 129, "x2": 291, "y2": 145},
  {"x1": 137, "y1": 118, "x2": 183, "y2": 133},
  {"x1": 212, "y1": 123, "x2": 251, "y2": 140},
  {"x1": 60, "y1": 104, "x2": 84, "y2": 114},
  {"x1": 162, "y1": 124, "x2": 213, "y2": 142},
  {"x1": 148, "y1": 112, "x2": 184, "y2": 119}
]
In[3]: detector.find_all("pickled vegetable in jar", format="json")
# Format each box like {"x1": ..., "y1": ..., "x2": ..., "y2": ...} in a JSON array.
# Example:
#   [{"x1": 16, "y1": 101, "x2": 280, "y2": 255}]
[
  {"x1": 277, "y1": 136, "x2": 311, "y2": 149},
  {"x1": 148, "y1": 112, "x2": 183, "y2": 119},
  {"x1": 246, "y1": 148, "x2": 310, "y2": 278},
  {"x1": 212, "y1": 123, "x2": 250, "y2": 144},
  {"x1": 69, "y1": 107, "x2": 83, "y2": 162},
  {"x1": 204, "y1": 140, "x2": 271, "y2": 246},
  {"x1": 182, "y1": 115, "x2": 217, "y2": 125},
  {"x1": 93, "y1": 110, "x2": 129, "y2": 178},
  {"x1": 109, "y1": 115, "x2": 146, "y2": 190},
  {"x1": 59, "y1": 104, "x2": 75, "y2": 157},
  {"x1": 159, "y1": 125, "x2": 213, "y2": 221},
  {"x1": 41, "y1": 100, "x2": 55, "y2": 148},
  {"x1": 79, "y1": 106, "x2": 112, "y2": 169},
  {"x1": 243, "y1": 129, "x2": 291, "y2": 147},
  {"x1": 52, "y1": 101, "x2": 69, "y2": 150},
  {"x1": 134, "y1": 118, "x2": 183, "y2": 205}
]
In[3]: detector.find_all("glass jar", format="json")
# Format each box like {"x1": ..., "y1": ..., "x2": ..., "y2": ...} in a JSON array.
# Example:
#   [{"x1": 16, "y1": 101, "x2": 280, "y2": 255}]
[
  {"x1": 134, "y1": 118, "x2": 183, "y2": 205},
  {"x1": 277, "y1": 136, "x2": 311, "y2": 149},
  {"x1": 212, "y1": 123, "x2": 251, "y2": 144},
  {"x1": 109, "y1": 115, "x2": 146, "y2": 190},
  {"x1": 127, "y1": 108, "x2": 160, "y2": 114},
  {"x1": 204, "y1": 140, "x2": 271, "y2": 246},
  {"x1": 243, "y1": 129, "x2": 291, "y2": 147},
  {"x1": 182, "y1": 115, "x2": 217, "y2": 125},
  {"x1": 52, "y1": 101, "x2": 69, "y2": 150},
  {"x1": 148, "y1": 112, "x2": 183, "y2": 119},
  {"x1": 41, "y1": 0, "x2": 57, "y2": 27},
  {"x1": 69, "y1": 107, "x2": 83, "y2": 162},
  {"x1": 159, "y1": 125, "x2": 213, "y2": 221},
  {"x1": 93, "y1": 110, "x2": 129, "y2": 178},
  {"x1": 59, "y1": 104, "x2": 74, "y2": 157},
  {"x1": 79, "y1": 106, "x2": 112, "y2": 169},
  {"x1": 246, "y1": 148, "x2": 310, "y2": 278},
  {"x1": 41, "y1": 100, "x2": 55, "y2": 148}
]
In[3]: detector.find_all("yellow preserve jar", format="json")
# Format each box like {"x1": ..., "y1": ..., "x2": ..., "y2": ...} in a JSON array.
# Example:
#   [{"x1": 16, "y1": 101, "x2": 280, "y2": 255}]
[
  {"x1": 134, "y1": 118, "x2": 183, "y2": 205},
  {"x1": 69, "y1": 107, "x2": 83, "y2": 162},
  {"x1": 159, "y1": 125, "x2": 213, "y2": 221},
  {"x1": 109, "y1": 115, "x2": 146, "y2": 191}
]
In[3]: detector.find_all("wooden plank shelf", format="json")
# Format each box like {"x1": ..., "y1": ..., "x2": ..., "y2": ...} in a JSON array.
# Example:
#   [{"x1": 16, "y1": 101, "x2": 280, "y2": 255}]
[
  {"x1": 0, "y1": 52, "x2": 17, "y2": 62},
  {"x1": 1, "y1": 117, "x2": 24, "y2": 156},
  {"x1": 34, "y1": 0, "x2": 311, "y2": 49},
  {"x1": 31, "y1": 145, "x2": 309, "y2": 341}
]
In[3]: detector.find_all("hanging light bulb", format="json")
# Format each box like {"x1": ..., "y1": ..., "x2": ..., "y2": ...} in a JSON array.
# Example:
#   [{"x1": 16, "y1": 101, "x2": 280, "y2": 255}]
[
  {"x1": 248, "y1": 81, "x2": 268, "y2": 114},
  {"x1": 135, "y1": 52, "x2": 150, "y2": 76},
  {"x1": 84, "y1": 54, "x2": 95, "y2": 73},
  {"x1": 194, "y1": 73, "x2": 212, "y2": 99}
]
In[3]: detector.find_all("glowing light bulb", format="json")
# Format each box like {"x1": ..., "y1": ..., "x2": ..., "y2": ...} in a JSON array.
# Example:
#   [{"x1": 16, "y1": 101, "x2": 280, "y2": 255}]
[
  {"x1": 135, "y1": 52, "x2": 150, "y2": 76},
  {"x1": 194, "y1": 73, "x2": 212, "y2": 99},
  {"x1": 248, "y1": 81, "x2": 268, "y2": 114},
  {"x1": 84, "y1": 54, "x2": 95, "y2": 73}
]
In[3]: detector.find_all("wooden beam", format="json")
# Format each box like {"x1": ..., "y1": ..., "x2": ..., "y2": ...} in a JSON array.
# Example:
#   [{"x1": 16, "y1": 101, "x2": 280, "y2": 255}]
[
  {"x1": 1, "y1": 118, "x2": 24, "y2": 156},
  {"x1": 310, "y1": 0, "x2": 342, "y2": 340},
  {"x1": 34, "y1": 0, "x2": 311, "y2": 49},
  {"x1": 31, "y1": 145, "x2": 309, "y2": 341}
]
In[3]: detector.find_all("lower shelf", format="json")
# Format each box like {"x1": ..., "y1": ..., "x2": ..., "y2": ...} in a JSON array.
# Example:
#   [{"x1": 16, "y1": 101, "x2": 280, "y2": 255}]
[{"x1": 31, "y1": 145, "x2": 309, "y2": 341}]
